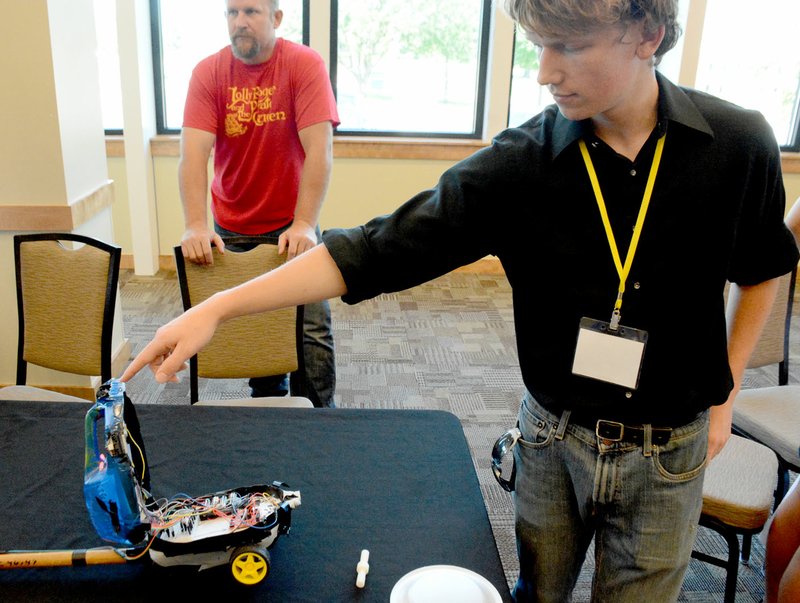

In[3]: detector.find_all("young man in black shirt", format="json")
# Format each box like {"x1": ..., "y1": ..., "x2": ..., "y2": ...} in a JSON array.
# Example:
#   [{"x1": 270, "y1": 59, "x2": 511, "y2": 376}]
[{"x1": 123, "y1": 1, "x2": 798, "y2": 600}]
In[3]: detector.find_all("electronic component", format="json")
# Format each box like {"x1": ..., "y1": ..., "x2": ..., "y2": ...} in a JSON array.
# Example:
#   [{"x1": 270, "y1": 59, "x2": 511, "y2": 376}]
[
  {"x1": 83, "y1": 379, "x2": 150, "y2": 547},
  {"x1": 82, "y1": 379, "x2": 300, "y2": 585}
]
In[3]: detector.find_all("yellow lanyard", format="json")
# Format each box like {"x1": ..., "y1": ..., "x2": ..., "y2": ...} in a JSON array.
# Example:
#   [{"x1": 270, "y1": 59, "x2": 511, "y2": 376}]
[{"x1": 578, "y1": 134, "x2": 666, "y2": 330}]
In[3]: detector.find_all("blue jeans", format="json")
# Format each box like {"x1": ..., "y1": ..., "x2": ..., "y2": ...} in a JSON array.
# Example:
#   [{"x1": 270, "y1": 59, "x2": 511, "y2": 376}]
[
  {"x1": 512, "y1": 392, "x2": 708, "y2": 602},
  {"x1": 214, "y1": 223, "x2": 336, "y2": 407}
]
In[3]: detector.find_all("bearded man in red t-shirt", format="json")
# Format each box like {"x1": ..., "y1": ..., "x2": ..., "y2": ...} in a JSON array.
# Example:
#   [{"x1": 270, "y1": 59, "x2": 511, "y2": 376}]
[{"x1": 179, "y1": 0, "x2": 340, "y2": 407}]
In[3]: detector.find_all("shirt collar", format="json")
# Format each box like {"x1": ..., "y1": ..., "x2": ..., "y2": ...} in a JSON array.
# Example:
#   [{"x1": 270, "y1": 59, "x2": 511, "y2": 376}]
[{"x1": 551, "y1": 71, "x2": 715, "y2": 159}]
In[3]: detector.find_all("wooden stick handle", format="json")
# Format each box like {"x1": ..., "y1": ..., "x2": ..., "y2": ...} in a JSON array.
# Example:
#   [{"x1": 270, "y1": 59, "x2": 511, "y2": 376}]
[{"x1": 0, "y1": 548, "x2": 130, "y2": 569}]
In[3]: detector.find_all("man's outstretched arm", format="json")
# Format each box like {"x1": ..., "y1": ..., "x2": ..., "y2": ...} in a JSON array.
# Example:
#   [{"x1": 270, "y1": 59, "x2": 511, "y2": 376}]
[{"x1": 120, "y1": 244, "x2": 347, "y2": 383}]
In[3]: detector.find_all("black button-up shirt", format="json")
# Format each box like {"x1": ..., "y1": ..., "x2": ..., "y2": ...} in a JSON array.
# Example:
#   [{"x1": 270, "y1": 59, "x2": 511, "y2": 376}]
[{"x1": 324, "y1": 73, "x2": 799, "y2": 426}]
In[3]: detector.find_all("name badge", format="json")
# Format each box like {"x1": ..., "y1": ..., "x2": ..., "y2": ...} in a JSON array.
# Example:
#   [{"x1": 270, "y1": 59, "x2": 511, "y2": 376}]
[{"x1": 572, "y1": 317, "x2": 648, "y2": 389}]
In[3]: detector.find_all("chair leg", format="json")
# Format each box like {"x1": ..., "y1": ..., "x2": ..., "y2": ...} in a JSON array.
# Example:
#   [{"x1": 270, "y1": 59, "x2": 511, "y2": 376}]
[
  {"x1": 190, "y1": 359, "x2": 199, "y2": 405},
  {"x1": 741, "y1": 533, "x2": 752, "y2": 565},
  {"x1": 15, "y1": 358, "x2": 27, "y2": 386},
  {"x1": 695, "y1": 517, "x2": 742, "y2": 603},
  {"x1": 289, "y1": 370, "x2": 310, "y2": 400},
  {"x1": 721, "y1": 529, "x2": 740, "y2": 603}
]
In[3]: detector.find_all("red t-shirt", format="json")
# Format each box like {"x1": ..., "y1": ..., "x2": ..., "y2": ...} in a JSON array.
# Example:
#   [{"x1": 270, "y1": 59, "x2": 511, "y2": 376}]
[{"x1": 183, "y1": 39, "x2": 340, "y2": 234}]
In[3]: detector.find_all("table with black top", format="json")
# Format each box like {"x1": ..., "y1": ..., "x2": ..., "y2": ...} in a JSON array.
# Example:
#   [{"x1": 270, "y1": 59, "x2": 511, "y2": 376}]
[{"x1": 0, "y1": 400, "x2": 512, "y2": 602}]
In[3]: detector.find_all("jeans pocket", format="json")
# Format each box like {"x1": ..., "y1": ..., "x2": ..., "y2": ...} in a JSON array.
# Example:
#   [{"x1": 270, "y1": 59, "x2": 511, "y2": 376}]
[
  {"x1": 653, "y1": 426, "x2": 708, "y2": 482},
  {"x1": 517, "y1": 397, "x2": 556, "y2": 449}
]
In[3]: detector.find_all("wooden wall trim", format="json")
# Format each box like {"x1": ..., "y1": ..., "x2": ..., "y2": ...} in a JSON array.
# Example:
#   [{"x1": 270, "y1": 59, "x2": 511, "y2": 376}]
[
  {"x1": 150, "y1": 135, "x2": 179, "y2": 157},
  {"x1": 144, "y1": 135, "x2": 488, "y2": 161},
  {"x1": 105, "y1": 135, "x2": 125, "y2": 157},
  {"x1": 0, "y1": 205, "x2": 74, "y2": 231},
  {"x1": 0, "y1": 180, "x2": 114, "y2": 232},
  {"x1": 784, "y1": 152, "x2": 800, "y2": 174},
  {"x1": 120, "y1": 254, "x2": 177, "y2": 272},
  {"x1": 332, "y1": 137, "x2": 488, "y2": 161}
]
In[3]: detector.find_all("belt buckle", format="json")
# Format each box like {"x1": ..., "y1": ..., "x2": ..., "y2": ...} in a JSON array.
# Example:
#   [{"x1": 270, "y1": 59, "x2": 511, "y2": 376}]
[{"x1": 596, "y1": 419, "x2": 624, "y2": 442}]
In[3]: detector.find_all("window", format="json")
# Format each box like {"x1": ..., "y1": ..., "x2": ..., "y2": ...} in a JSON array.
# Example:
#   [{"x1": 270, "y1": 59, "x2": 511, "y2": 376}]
[
  {"x1": 507, "y1": 28, "x2": 554, "y2": 128},
  {"x1": 105, "y1": 2, "x2": 800, "y2": 149},
  {"x1": 695, "y1": 0, "x2": 800, "y2": 151},
  {"x1": 152, "y1": 0, "x2": 306, "y2": 134},
  {"x1": 93, "y1": 0, "x2": 123, "y2": 133},
  {"x1": 331, "y1": 0, "x2": 491, "y2": 138}
]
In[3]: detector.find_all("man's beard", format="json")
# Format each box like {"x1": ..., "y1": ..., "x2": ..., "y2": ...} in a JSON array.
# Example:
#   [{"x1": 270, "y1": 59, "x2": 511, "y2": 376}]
[{"x1": 232, "y1": 35, "x2": 260, "y2": 61}]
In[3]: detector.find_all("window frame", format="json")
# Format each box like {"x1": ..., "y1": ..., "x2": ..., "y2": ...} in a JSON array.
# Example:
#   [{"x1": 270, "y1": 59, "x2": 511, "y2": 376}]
[
  {"x1": 786, "y1": 94, "x2": 800, "y2": 152},
  {"x1": 120, "y1": 2, "x2": 800, "y2": 152},
  {"x1": 149, "y1": 0, "x2": 310, "y2": 136},
  {"x1": 329, "y1": 0, "x2": 492, "y2": 140},
  {"x1": 506, "y1": 27, "x2": 554, "y2": 131}
]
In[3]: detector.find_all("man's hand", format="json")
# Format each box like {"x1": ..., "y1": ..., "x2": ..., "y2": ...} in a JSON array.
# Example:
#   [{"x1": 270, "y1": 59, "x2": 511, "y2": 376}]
[
  {"x1": 712, "y1": 277, "x2": 780, "y2": 461},
  {"x1": 278, "y1": 220, "x2": 318, "y2": 260},
  {"x1": 120, "y1": 244, "x2": 349, "y2": 385},
  {"x1": 707, "y1": 398, "x2": 735, "y2": 461},
  {"x1": 120, "y1": 300, "x2": 222, "y2": 384},
  {"x1": 181, "y1": 226, "x2": 226, "y2": 265}
]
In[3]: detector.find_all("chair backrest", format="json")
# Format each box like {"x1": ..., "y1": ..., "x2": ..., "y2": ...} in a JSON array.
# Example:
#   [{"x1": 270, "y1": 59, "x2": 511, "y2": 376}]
[
  {"x1": 173, "y1": 238, "x2": 304, "y2": 404},
  {"x1": 14, "y1": 233, "x2": 121, "y2": 384},
  {"x1": 744, "y1": 269, "x2": 796, "y2": 383}
]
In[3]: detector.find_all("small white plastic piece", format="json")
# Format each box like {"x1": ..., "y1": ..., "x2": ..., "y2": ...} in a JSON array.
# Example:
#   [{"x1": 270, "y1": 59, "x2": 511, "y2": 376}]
[{"x1": 356, "y1": 549, "x2": 370, "y2": 588}]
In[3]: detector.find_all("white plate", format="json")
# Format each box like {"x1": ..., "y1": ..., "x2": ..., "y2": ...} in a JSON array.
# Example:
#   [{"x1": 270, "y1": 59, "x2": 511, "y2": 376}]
[{"x1": 390, "y1": 565, "x2": 503, "y2": 603}]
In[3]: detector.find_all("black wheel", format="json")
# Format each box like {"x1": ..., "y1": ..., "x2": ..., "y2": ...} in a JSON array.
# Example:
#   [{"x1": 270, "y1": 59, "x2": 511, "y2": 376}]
[{"x1": 229, "y1": 546, "x2": 270, "y2": 585}]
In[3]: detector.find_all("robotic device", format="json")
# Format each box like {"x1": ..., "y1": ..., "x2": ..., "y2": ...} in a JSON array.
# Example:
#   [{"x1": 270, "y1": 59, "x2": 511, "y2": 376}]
[{"x1": 2, "y1": 379, "x2": 300, "y2": 587}]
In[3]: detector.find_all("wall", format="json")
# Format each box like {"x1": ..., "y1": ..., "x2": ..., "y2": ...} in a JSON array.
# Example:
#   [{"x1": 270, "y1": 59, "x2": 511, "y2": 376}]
[
  {"x1": 109, "y1": 150, "x2": 460, "y2": 263},
  {"x1": 0, "y1": 0, "x2": 126, "y2": 393},
  {"x1": 785, "y1": 173, "x2": 800, "y2": 208}
]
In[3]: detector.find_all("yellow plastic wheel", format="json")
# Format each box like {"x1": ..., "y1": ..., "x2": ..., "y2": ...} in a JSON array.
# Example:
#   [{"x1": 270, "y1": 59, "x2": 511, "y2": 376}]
[{"x1": 230, "y1": 546, "x2": 270, "y2": 586}]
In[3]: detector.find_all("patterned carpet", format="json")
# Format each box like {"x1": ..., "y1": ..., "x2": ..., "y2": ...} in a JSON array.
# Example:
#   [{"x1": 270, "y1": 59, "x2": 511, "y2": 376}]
[{"x1": 119, "y1": 267, "x2": 797, "y2": 601}]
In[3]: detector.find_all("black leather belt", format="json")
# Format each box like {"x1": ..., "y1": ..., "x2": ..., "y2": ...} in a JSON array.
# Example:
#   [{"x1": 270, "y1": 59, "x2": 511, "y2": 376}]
[{"x1": 595, "y1": 420, "x2": 672, "y2": 446}]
